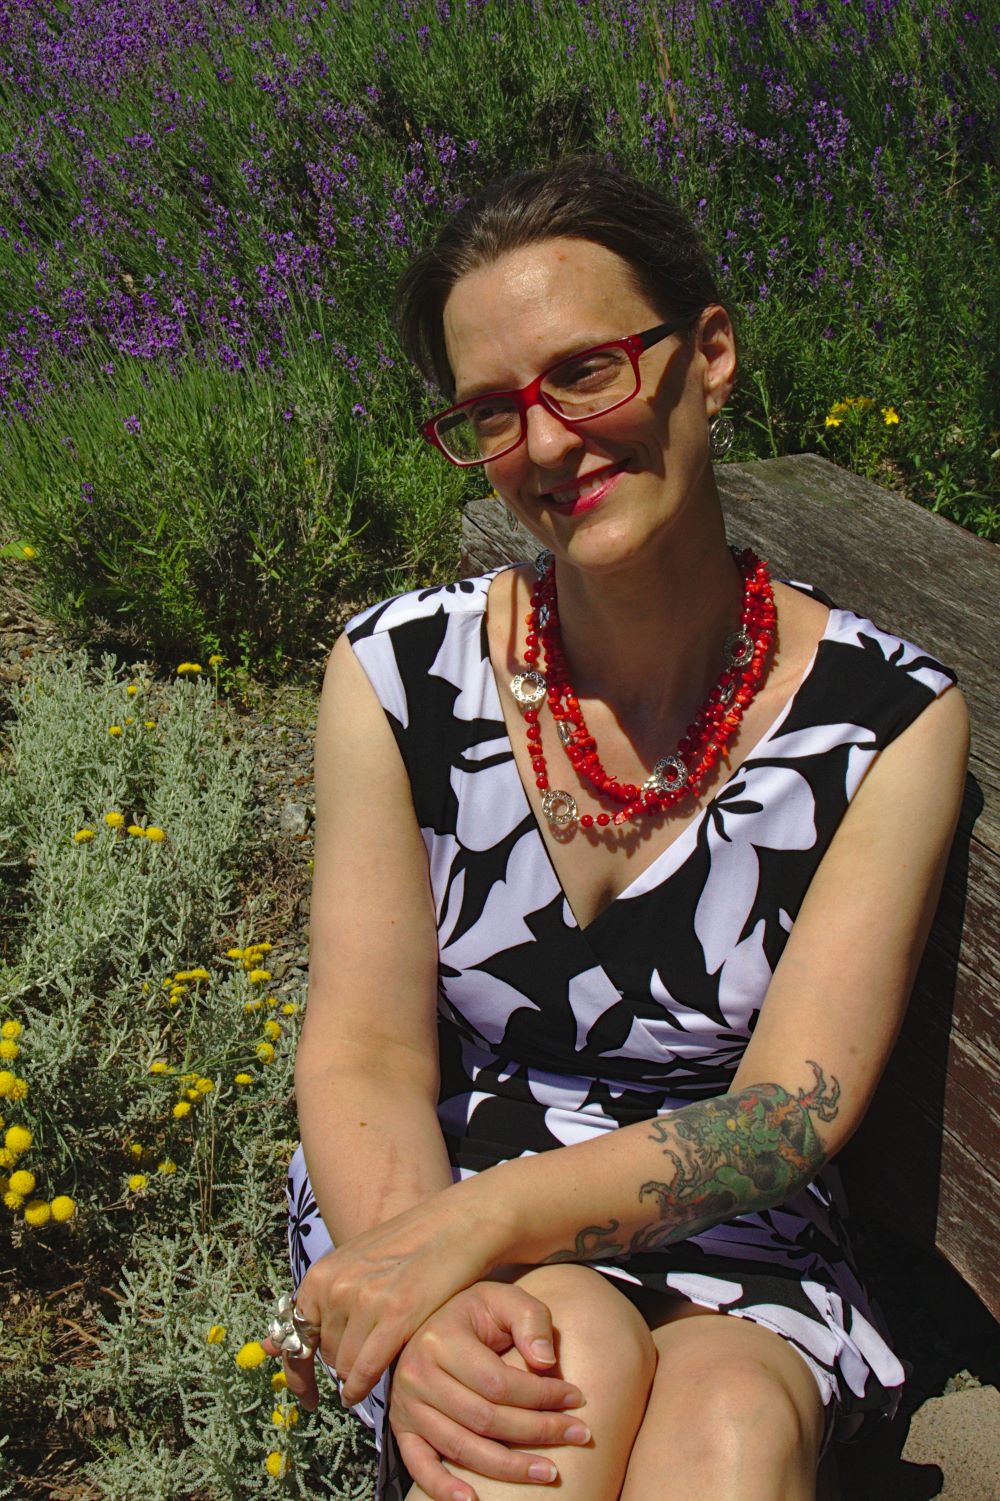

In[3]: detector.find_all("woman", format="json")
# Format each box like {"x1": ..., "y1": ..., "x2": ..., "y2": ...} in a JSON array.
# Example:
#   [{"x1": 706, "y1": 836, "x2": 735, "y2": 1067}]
[{"x1": 270, "y1": 158, "x2": 968, "y2": 1501}]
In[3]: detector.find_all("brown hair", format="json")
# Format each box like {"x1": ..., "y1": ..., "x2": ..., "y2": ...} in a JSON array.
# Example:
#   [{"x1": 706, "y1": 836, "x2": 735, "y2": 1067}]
[{"x1": 394, "y1": 156, "x2": 723, "y2": 398}]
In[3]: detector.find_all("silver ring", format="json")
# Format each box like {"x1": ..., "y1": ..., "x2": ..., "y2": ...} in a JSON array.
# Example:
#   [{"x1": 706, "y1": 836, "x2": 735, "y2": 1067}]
[{"x1": 268, "y1": 1291, "x2": 321, "y2": 1360}]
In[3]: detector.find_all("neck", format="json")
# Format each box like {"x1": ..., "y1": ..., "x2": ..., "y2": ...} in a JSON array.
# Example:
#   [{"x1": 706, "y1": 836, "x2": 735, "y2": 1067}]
[{"x1": 551, "y1": 513, "x2": 744, "y2": 728}]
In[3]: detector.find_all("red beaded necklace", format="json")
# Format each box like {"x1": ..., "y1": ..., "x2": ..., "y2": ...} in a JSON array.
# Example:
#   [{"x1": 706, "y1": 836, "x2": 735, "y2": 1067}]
[{"x1": 510, "y1": 548, "x2": 776, "y2": 831}]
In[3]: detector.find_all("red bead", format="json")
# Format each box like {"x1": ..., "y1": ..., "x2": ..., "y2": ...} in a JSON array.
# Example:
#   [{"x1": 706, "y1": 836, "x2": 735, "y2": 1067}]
[
  {"x1": 524, "y1": 709, "x2": 538, "y2": 723},
  {"x1": 525, "y1": 632, "x2": 537, "y2": 646},
  {"x1": 535, "y1": 775, "x2": 548, "y2": 789},
  {"x1": 524, "y1": 648, "x2": 538, "y2": 663},
  {"x1": 531, "y1": 757, "x2": 545, "y2": 773},
  {"x1": 596, "y1": 813, "x2": 611, "y2": 827},
  {"x1": 580, "y1": 814, "x2": 594, "y2": 828}
]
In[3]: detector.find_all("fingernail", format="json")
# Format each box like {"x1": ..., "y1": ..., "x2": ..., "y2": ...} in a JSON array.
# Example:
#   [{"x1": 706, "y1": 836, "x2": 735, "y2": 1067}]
[
  {"x1": 564, "y1": 1422, "x2": 591, "y2": 1444},
  {"x1": 559, "y1": 1388, "x2": 584, "y2": 1408},
  {"x1": 530, "y1": 1338, "x2": 555, "y2": 1362},
  {"x1": 528, "y1": 1461, "x2": 558, "y2": 1483}
]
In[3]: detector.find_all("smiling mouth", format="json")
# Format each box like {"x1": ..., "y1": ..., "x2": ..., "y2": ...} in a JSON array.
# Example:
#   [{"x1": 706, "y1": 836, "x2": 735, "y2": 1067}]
[{"x1": 542, "y1": 462, "x2": 627, "y2": 507}]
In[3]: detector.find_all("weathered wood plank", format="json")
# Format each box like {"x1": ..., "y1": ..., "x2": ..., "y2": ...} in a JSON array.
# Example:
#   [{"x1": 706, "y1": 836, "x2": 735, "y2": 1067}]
[{"x1": 460, "y1": 456, "x2": 999, "y2": 1318}]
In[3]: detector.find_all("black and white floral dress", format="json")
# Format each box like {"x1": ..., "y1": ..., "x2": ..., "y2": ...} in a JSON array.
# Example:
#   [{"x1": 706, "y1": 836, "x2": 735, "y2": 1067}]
[{"x1": 287, "y1": 565, "x2": 956, "y2": 1498}]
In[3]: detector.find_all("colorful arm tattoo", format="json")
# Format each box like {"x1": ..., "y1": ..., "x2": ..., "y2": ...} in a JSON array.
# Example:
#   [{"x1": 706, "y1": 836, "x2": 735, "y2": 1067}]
[{"x1": 542, "y1": 1061, "x2": 840, "y2": 1264}]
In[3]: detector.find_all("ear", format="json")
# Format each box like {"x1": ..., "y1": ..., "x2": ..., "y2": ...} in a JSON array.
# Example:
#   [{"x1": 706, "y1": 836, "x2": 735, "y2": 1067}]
[{"x1": 696, "y1": 305, "x2": 737, "y2": 417}]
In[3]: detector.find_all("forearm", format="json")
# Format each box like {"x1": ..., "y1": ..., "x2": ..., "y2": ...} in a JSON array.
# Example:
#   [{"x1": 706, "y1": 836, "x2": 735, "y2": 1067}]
[
  {"x1": 297, "y1": 1057, "x2": 454, "y2": 1245},
  {"x1": 475, "y1": 1064, "x2": 840, "y2": 1267}
]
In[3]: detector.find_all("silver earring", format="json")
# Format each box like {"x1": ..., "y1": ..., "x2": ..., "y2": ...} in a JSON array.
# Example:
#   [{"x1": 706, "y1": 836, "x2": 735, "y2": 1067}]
[{"x1": 709, "y1": 414, "x2": 735, "y2": 459}]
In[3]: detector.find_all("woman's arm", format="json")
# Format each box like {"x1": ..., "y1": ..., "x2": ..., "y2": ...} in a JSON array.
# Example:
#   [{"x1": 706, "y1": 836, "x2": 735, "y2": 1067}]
[
  {"x1": 296, "y1": 630, "x2": 454, "y2": 1241},
  {"x1": 319, "y1": 686, "x2": 969, "y2": 1395}
]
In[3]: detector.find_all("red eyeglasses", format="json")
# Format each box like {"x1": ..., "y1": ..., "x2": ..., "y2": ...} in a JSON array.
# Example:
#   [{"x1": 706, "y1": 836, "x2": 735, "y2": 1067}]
[{"x1": 422, "y1": 319, "x2": 688, "y2": 467}]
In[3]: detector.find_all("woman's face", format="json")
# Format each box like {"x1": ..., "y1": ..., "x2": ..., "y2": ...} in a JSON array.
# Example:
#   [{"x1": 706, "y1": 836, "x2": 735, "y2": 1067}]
[{"x1": 441, "y1": 236, "x2": 736, "y2": 575}]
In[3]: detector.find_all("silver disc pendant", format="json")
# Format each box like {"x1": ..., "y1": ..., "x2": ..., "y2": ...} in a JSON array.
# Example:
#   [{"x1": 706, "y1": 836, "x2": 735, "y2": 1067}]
[
  {"x1": 511, "y1": 670, "x2": 546, "y2": 707},
  {"x1": 542, "y1": 789, "x2": 578, "y2": 828},
  {"x1": 644, "y1": 754, "x2": 689, "y2": 796},
  {"x1": 534, "y1": 549, "x2": 554, "y2": 576},
  {"x1": 724, "y1": 628, "x2": 753, "y2": 668}
]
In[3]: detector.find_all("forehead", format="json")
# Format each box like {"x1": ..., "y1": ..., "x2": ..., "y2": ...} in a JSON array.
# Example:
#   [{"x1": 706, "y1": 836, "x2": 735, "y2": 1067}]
[{"x1": 443, "y1": 237, "x2": 655, "y2": 392}]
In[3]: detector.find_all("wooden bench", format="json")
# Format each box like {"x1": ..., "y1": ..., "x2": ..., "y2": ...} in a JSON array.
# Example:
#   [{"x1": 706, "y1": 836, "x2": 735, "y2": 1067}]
[{"x1": 460, "y1": 453, "x2": 999, "y2": 1322}]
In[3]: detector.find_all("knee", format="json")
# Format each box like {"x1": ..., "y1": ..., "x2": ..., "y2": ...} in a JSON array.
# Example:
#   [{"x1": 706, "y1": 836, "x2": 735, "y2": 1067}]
[
  {"x1": 513, "y1": 1265, "x2": 657, "y2": 1403},
  {"x1": 668, "y1": 1357, "x2": 818, "y2": 1462}
]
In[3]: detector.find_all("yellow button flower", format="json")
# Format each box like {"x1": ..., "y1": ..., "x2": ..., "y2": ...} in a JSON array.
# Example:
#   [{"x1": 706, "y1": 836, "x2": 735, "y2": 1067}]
[
  {"x1": 149, "y1": 1061, "x2": 169, "y2": 1074},
  {"x1": 271, "y1": 1370, "x2": 288, "y2": 1392},
  {"x1": 882, "y1": 405, "x2": 900, "y2": 425},
  {"x1": 8, "y1": 1078, "x2": 28, "y2": 1101},
  {"x1": 247, "y1": 969, "x2": 272, "y2": 985},
  {"x1": 51, "y1": 1195, "x2": 76, "y2": 1222},
  {"x1": 144, "y1": 719, "x2": 156, "y2": 729},
  {"x1": 244, "y1": 999, "x2": 263, "y2": 1013},
  {"x1": 128, "y1": 1142, "x2": 145, "y2": 1159},
  {"x1": 127, "y1": 684, "x2": 139, "y2": 695},
  {"x1": 263, "y1": 1020, "x2": 281, "y2": 1042},
  {"x1": 0, "y1": 1072, "x2": 15, "y2": 1097},
  {"x1": 194, "y1": 1077, "x2": 214, "y2": 1094},
  {"x1": 208, "y1": 654, "x2": 224, "y2": 667},
  {"x1": 1, "y1": 1021, "x2": 23, "y2": 1040},
  {"x1": 104, "y1": 811, "x2": 125, "y2": 828},
  {"x1": 280, "y1": 1002, "x2": 298, "y2": 1016},
  {"x1": 176, "y1": 662, "x2": 203, "y2": 675},
  {"x1": 108, "y1": 725, "x2": 123, "y2": 737},
  {"x1": 8, "y1": 1169, "x2": 35, "y2": 1197},
  {"x1": 272, "y1": 1404, "x2": 299, "y2": 1427},
  {"x1": 127, "y1": 824, "x2": 145, "y2": 836},
  {"x1": 234, "y1": 1073, "x2": 253, "y2": 1086},
  {"x1": 0, "y1": 1041, "x2": 19, "y2": 1062},
  {"x1": 24, "y1": 1199, "x2": 51, "y2": 1227},
  {"x1": 206, "y1": 1324, "x2": 227, "y2": 1344},
  {"x1": 234, "y1": 1340, "x2": 267, "y2": 1370},
  {"x1": 4, "y1": 1190, "x2": 25, "y2": 1211},
  {"x1": 184, "y1": 1088, "x2": 200, "y2": 1102},
  {"x1": 21, "y1": 545, "x2": 38, "y2": 559},
  {"x1": 127, "y1": 1173, "x2": 147, "y2": 1192},
  {"x1": 172, "y1": 1101, "x2": 191, "y2": 1119},
  {"x1": 264, "y1": 1452, "x2": 290, "y2": 1478},
  {"x1": 227, "y1": 947, "x2": 245, "y2": 959},
  {"x1": 256, "y1": 1042, "x2": 275, "y2": 1065},
  {"x1": 0, "y1": 1148, "x2": 15, "y2": 1169},
  {"x1": 73, "y1": 828, "x2": 95, "y2": 843},
  {"x1": 157, "y1": 1159, "x2": 177, "y2": 1175},
  {"x1": 145, "y1": 826, "x2": 165, "y2": 842},
  {"x1": 4, "y1": 1124, "x2": 31, "y2": 1154}
]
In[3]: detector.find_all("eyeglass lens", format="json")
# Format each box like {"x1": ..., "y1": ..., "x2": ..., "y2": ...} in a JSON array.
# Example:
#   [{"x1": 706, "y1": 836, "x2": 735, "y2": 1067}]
[{"x1": 436, "y1": 345, "x2": 639, "y2": 463}]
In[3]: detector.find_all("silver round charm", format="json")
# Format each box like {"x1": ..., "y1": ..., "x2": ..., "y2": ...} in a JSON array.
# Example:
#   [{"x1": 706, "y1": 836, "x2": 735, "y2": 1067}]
[
  {"x1": 511, "y1": 670, "x2": 547, "y2": 707},
  {"x1": 534, "y1": 549, "x2": 554, "y2": 576},
  {"x1": 709, "y1": 415, "x2": 735, "y2": 458},
  {"x1": 644, "y1": 754, "x2": 689, "y2": 796},
  {"x1": 724, "y1": 629, "x2": 753, "y2": 668},
  {"x1": 542, "y1": 789, "x2": 578, "y2": 828}
]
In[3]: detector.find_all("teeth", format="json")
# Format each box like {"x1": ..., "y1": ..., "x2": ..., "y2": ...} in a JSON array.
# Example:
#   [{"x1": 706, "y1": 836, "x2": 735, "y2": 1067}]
[{"x1": 550, "y1": 467, "x2": 618, "y2": 504}]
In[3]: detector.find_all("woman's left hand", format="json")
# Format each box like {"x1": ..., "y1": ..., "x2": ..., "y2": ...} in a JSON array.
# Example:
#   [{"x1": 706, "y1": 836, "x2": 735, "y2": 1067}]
[{"x1": 267, "y1": 1185, "x2": 508, "y2": 1407}]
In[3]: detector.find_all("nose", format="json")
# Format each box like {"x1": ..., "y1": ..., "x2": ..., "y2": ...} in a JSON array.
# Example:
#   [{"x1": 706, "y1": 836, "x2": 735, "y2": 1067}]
[{"x1": 523, "y1": 399, "x2": 584, "y2": 469}]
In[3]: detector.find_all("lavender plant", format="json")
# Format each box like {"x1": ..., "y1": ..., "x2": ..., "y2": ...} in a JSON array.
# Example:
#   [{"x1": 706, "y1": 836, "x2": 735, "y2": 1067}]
[{"x1": 0, "y1": 0, "x2": 996, "y2": 671}]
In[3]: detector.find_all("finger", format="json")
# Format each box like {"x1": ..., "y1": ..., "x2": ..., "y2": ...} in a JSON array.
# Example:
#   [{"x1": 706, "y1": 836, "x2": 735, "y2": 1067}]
[
  {"x1": 395, "y1": 1431, "x2": 478, "y2": 1501},
  {"x1": 339, "y1": 1311, "x2": 410, "y2": 1406},
  {"x1": 503, "y1": 1292, "x2": 558, "y2": 1369},
  {"x1": 397, "y1": 1406, "x2": 561, "y2": 1489},
  {"x1": 436, "y1": 1348, "x2": 584, "y2": 1412},
  {"x1": 408, "y1": 1367, "x2": 592, "y2": 1449},
  {"x1": 262, "y1": 1339, "x2": 321, "y2": 1411}
]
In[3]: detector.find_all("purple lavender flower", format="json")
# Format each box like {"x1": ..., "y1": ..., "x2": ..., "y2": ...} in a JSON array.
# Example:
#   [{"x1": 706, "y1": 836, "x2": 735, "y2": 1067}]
[{"x1": 123, "y1": 414, "x2": 141, "y2": 434}]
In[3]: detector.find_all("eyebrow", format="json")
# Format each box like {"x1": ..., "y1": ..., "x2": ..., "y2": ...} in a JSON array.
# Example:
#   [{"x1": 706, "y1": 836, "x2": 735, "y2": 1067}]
[{"x1": 453, "y1": 333, "x2": 622, "y2": 403}]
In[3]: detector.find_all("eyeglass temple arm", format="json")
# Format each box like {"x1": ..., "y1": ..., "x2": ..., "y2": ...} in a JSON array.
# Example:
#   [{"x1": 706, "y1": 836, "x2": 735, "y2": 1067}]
[{"x1": 635, "y1": 317, "x2": 689, "y2": 352}]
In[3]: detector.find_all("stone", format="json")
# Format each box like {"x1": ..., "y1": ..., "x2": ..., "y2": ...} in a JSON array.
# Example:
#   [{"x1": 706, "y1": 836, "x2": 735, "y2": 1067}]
[{"x1": 901, "y1": 1384, "x2": 1000, "y2": 1500}]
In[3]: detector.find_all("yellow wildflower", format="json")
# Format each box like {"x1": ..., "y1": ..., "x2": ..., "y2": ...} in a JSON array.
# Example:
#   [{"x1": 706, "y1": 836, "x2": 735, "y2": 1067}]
[
  {"x1": 208, "y1": 654, "x2": 224, "y2": 667},
  {"x1": 144, "y1": 826, "x2": 165, "y2": 842},
  {"x1": 244, "y1": 999, "x2": 263, "y2": 1014},
  {"x1": 264, "y1": 1452, "x2": 290, "y2": 1478},
  {"x1": 0, "y1": 1072, "x2": 14, "y2": 1097},
  {"x1": 149, "y1": 1061, "x2": 169, "y2": 1074},
  {"x1": 194, "y1": 1077, "x2": 214, "y2": 1094},
  {"x1": 271, "y1": 1370, "x2": 287, "y2": 1391},
  {"x1": 1, "y1": 1021, "x2": 23, "y2": 1040},
  {"x1": 266, "y1": 995, "x2": 278, "y2": 1008},
  {"x1": 227, "y1": 947, "x2": 245, "y2": 960},
  {"x1": 8, "y1": 1078, "x2": 27, "y2": 1102},
  {"x1": 234, "y1": 1073, "x2": 253, "y2": 1086},
  {"x1": 108, "y1": 725, "x2": 123, "y2": 737},
  {"x1": 129, "y1": 1142, "x2": 145, "y2": 1160},
  {"x1": 256, "y1": 1042, "x2": 275, "y2": 1065},
  {"x1": 127, "y1": 1173, "x2": 147, "y2": 1192},
  {"x1": 176, "y1": 662, "x2": 203, "y2": 675},
  {"x1": 127, "y1": 824, "x2": 145, "y2": 836},
  {"x1": 882, "y1": 406, "x2": 900, "y2": 425},
  {"x1": 104, "y1": 811, "x2": 125, "y2": 828},
  {"x1": 51, "y1": 1195, "x2": 76, "y2": 1222},
  {"x1": 824, "y1": 415, "x2": 842, "y2": 428},
  {"x1": 5, "y1": 1124, "x2": 31, "y2": 1154},
  {"x1": 234, "y1": 1340, "x2": 267, "y2": 1370},
  {"x1": 73, "y1": 828, "x2": 95, "y2": 843},
  {"x1": 124, "y1": 717, "x2": 135, "y2": 725},
  {"x1": 157, "y1": 1159, "x2": 177, "y2": 1175},
  {"x1": 0, "y1": 1148, "x2": 15, "y2": 1169},
  {"x1": 0, "y1": 1040, "x2": 19, "y2": 1062},
  {"x1": 127, "y1": 684, "x2": 139, "y2": 695},
  {"x1": 184, "y1": 1088, "x2": 200, "y2": 1102},
  {"x1": 21, "y1": 545, "x2": 38, "y2": 559},
  {"x1": 246, "y1": 942, "x2": 273, "y2": 956},
  {"x1": 144, "y1": 719, "x2": 156, "y2": 729},
  {"x1": 4, "y1": 1190, "x2": 25, "y2": 1211},
  {"x1": 172, "y1": 1101, "x2": 191, "y2": 1119},
  {"x1": 263, "y1": 1020, "x2": 281, "y2": 1042},
  {"x1": 247, "y1": 969, "x2": 272, "y2": 985},
  {"x1": 272, "y1": 1405, "x2": 299, "y2": 1427},
  {"x1": 280, "y1": 1002, "x2": 298, "y2": 1016},
  {"x1": 206, "y1": 1324, "x2": 227, "y2": 1344},
  {"x1": 23, "y1": 1200, "x2": 51, "y2": 1227},
  {"x1": 8, "y1": 1169, "x2": 35, "y2": 1197}
]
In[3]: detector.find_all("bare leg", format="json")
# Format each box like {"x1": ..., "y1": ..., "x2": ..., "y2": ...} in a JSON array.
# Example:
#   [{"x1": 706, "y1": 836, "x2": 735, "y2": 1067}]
[
  {"x1": 404, "y1": 1264, "x2": 656, "y2": 1501},
  {"x1": 618, "y1": 1303, "x2": 828, "y2": 1501}
]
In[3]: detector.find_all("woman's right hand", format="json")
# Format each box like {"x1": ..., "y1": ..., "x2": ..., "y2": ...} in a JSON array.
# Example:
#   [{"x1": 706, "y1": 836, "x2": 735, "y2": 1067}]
[{"x1": 389, "y1": 1281, "x2": 591, "y2": 1501}]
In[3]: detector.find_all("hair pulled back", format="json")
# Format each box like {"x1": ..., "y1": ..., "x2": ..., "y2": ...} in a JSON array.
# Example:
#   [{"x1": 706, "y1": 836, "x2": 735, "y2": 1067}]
[{"x1": 394, "y1": 156, "x2": 722, "y2": 398}]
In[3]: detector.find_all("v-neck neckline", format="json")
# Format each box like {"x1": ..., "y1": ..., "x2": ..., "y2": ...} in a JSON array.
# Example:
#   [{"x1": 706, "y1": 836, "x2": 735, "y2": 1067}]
[{"x1": 480, "y1": 565, "x2": 830, "y2": 935}]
